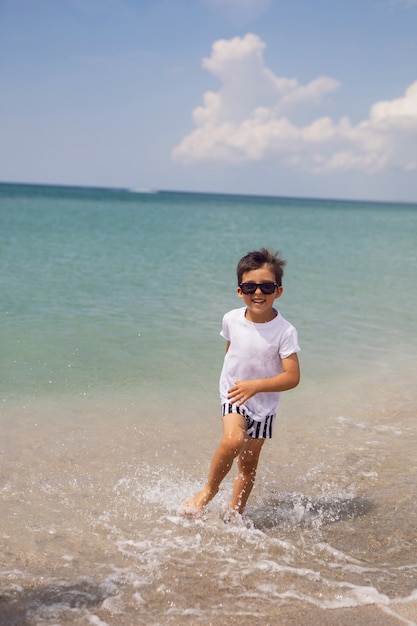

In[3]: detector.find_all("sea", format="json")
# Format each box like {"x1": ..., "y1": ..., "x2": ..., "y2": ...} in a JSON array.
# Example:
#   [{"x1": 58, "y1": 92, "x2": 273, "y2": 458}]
[{"x1": 1, "y1": 182, "x2": 417, "y2": 625}]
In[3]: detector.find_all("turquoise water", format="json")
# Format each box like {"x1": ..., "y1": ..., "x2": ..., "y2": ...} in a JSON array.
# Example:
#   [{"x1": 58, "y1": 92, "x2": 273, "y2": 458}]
[
  {"x1": 1, "y1": 183, "x2": 417, "y2": 624},
  {"x1": 2, "y1": 183, "x2": 416, "y2": 403}
]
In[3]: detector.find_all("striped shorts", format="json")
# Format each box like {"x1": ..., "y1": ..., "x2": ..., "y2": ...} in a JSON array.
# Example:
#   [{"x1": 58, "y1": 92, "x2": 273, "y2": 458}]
[{"x1": 221, "y1": 402, "x2": 276, "y2": 439}]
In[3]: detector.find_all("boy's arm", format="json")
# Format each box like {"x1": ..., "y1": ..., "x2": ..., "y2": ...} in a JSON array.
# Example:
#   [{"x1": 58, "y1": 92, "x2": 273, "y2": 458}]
[{"x1": 227, "y1": 353, "x2": 300, "y2": 406}]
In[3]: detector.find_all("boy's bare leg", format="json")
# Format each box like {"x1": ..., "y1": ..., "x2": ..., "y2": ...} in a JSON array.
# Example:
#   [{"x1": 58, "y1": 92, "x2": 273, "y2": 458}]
[
  {"x1": 183, "y1": 413, "x2": 246, "y2": 514},
  {"x1": 229, "y1": 437, "x2": 265, "y2": 515}
]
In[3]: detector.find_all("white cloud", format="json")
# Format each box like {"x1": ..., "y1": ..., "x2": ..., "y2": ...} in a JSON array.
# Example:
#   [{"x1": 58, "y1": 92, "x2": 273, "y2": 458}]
[{"x1": 172, "y1": 34, "x2": 417, "y2": 174}]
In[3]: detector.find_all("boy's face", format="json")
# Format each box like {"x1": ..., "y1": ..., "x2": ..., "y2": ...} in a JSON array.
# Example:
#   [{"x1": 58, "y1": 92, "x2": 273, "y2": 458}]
[{"x1": 237, "y1": 264, "x2": 283, "y2": 323}]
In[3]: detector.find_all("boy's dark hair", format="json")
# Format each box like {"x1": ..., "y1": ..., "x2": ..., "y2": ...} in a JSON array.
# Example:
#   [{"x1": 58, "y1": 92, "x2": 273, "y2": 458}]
[{"x1": 237, "y1": 248, "x2": 286, "y2": 286}]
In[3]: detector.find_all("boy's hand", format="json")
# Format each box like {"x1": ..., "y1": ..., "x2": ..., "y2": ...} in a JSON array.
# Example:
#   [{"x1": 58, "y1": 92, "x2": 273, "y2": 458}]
[
  {"x1": 227, "y1": 355, "x2": 300, "y2": 406},
  {"x1": 228, "y1": 380, "x2": 259, "y2": 406}
]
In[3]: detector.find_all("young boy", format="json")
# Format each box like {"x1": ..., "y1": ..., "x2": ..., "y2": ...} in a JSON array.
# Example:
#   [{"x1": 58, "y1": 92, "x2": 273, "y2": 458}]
[{"x1": 184, "y1": 248, "x2": 300, "y2": 518}]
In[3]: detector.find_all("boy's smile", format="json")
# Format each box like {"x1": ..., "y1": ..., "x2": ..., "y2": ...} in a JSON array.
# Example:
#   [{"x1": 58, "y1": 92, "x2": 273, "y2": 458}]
[{"x1": 237, "y1": 264, "x2": 283, "y2": 323}]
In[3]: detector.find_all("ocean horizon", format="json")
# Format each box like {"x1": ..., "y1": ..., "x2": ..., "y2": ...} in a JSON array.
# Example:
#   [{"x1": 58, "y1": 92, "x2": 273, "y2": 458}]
[{"x1": 2, "y1": 179, "x2": 417, "y2": 206}]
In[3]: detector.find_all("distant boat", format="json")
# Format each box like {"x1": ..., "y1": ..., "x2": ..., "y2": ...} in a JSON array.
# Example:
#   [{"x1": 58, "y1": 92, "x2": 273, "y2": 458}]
[{"x1": 128, "y1": 187, "x2": 158, "y2": 194}]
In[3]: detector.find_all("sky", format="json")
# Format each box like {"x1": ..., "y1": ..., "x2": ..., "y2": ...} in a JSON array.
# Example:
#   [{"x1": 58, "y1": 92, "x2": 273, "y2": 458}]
[{"x1": 1, "y1": 0, "x2": 417, "y2": 202}]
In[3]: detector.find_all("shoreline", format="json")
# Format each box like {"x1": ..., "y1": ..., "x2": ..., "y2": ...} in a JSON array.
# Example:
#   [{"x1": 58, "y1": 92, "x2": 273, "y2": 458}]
[
  {"x1": 1, "y1": 389, "x2": 416, "y2": 625},
  {"x1": 1, "y1": 585, "x2": 416, "y2": 625}
]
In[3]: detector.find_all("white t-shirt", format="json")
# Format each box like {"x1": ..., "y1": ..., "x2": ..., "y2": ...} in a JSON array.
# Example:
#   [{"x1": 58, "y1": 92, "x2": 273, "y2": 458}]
[{"x1": 219, "y1": 306, "x2": 300, "y2": 421}]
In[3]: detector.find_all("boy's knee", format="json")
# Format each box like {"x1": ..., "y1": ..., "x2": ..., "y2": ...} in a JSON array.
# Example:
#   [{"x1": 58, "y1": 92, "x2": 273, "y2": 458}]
[{"x1": 222, "y1": 432, "x2": 244, "y2": 456}]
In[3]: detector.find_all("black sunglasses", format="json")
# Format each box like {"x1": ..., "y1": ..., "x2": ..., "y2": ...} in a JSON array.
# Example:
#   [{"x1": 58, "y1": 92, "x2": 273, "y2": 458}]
[{"x1": 239, "y1": 282, "x2": 279, "y2": 295}]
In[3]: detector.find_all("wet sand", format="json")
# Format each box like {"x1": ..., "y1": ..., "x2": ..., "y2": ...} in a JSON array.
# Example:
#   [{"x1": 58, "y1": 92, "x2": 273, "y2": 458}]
[
  {"x1": 1, "y1": 589, "x2": 416, "y2": 625},
  {"x1": 227, "y1": 601, "x2": 417, "y2": 625},
  {"x1": 1, "y1": 394, "x2": 416, "y2": 625}
]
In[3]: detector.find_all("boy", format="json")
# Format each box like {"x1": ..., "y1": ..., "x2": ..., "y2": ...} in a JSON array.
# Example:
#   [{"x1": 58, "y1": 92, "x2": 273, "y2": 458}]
[{"x1": 184, "y1": 248, "x2": 300, "y2": 518}]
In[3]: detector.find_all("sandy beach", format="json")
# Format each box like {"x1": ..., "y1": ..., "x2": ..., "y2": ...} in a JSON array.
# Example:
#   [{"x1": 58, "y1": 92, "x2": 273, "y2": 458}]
[
  {"x1": 1, "y1": 396, "x2": 417, "y2": 625},
  {"x1": 1, "y1": 583, "x2": 417, "y2": 624}
]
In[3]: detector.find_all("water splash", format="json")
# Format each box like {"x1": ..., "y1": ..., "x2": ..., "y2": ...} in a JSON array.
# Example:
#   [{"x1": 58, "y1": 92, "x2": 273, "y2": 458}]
[{"x1": 249, "y1": 491, "x2": 373, "y2": 531}]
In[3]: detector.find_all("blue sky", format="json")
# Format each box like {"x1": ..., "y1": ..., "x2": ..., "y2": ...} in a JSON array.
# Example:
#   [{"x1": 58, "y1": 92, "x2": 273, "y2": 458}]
[{"x1": 1, "y1": 0, "x2": 416, "y2": 202}]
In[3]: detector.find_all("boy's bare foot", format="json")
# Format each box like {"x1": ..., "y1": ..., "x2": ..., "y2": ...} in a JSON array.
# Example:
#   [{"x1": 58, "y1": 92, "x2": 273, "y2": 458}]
[
  {"x1": 222, "y1": 508, "x2": 242, "y2": 524},
  {"x1": 183, "y1": 486, "x2": 216, "y2": 516}
]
